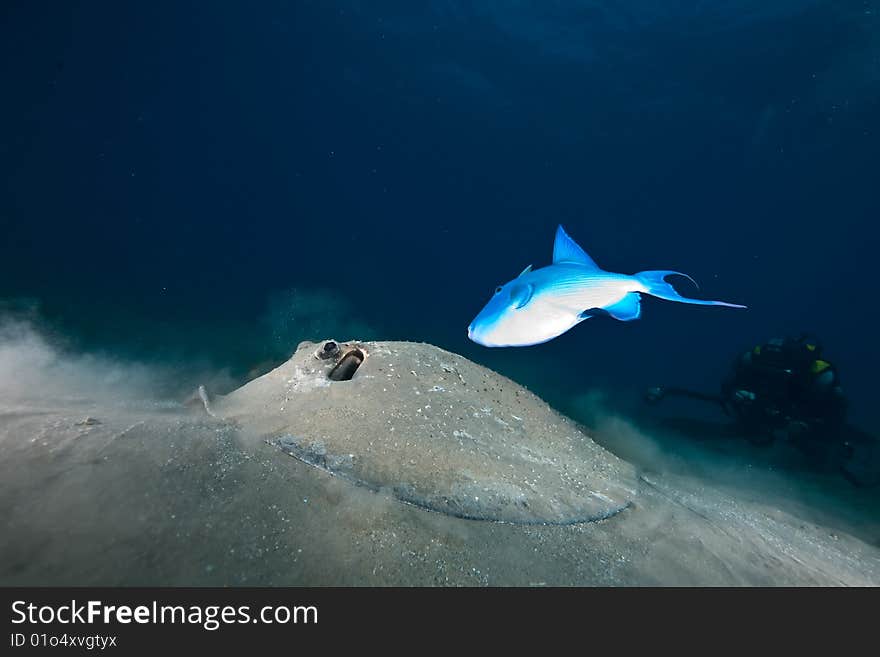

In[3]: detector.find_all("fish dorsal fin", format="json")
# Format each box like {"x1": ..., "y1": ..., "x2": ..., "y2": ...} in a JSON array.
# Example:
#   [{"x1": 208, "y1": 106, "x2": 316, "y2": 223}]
[
  {"x1": 517, "y1": 264, "x2": 533, "y2": 278},
  {"x1": 553, "y1": 225, "x2": 600, "y2": 269}
]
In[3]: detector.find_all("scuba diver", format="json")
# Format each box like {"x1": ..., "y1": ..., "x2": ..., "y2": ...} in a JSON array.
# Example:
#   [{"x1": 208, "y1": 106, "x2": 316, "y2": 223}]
[{"x1": 645, "y1": 335, "x2": 879, "y2": 486}]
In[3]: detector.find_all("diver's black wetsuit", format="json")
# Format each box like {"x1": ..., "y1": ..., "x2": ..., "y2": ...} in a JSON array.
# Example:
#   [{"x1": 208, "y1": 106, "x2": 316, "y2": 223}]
[
  {"x1": 645, "y1": 336, "x2": 878, "y2": 485},
  {"x1": 721, "y1": 337, "x2": 847, "y2": 453}
]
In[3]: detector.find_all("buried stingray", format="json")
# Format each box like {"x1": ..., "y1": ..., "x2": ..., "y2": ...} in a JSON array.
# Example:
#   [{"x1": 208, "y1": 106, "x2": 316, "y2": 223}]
[
  {"x1": 468, "y1": 225, "x2": 745, "y2": 347},
  {"x1": 214, "y1": 339, "x2": 639, "y2": 525}
]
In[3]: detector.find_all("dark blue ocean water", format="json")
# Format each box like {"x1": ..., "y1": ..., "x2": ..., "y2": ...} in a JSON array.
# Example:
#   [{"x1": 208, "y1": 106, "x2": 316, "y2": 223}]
[{"x1": 2, "y1": 1, "x2": 878, "y2": 427}]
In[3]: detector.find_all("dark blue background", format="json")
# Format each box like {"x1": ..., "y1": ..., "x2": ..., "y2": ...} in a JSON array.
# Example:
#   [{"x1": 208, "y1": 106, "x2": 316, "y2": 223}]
[{"x1": 2, "y1": 1, "x2": 877, "y2": 425}]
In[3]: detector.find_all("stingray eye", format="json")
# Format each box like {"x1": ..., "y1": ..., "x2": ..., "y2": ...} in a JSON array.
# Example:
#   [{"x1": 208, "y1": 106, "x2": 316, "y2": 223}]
[{"x1": 494, "y1": 286, "x2": 503, "y2": 294}]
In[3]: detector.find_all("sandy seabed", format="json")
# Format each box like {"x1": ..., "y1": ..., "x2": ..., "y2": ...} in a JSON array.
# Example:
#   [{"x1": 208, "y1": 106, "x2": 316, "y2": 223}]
[{"x1": 1, "y1": 331, "x2": 878, "y2": 586}]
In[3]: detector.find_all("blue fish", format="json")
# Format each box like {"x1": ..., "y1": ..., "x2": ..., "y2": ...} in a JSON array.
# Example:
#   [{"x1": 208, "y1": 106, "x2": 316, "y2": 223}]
[{"x1": 468, "y1": 225, "x2": 746, "y2": 347}]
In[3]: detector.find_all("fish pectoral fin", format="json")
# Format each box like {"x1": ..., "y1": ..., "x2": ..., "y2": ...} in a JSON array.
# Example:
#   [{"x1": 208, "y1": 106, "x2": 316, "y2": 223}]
[
  {"x1": 509, "y1": 283, "x2": 534, "y2": 309},
  {"x1": 603, "y1": 293, "x2": 642, "y2": 321},
  {"x1": 578, "y1": 307, "x2": 610, "y2": 320}
]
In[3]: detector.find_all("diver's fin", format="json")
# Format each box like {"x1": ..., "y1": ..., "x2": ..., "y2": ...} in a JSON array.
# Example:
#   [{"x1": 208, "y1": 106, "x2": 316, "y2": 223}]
[
  {"x1": 635, "y1": 270, "x2": 747, "y2": 309},
  {"x1": 604, "y1": 293, "x2": 642, "y2": 321},
  {"x1": 517, "y1": 264, "x2": 533, "y2": 278},
  {"x1": 553, "y1": 225, "x2": 600, "y2": 269}
]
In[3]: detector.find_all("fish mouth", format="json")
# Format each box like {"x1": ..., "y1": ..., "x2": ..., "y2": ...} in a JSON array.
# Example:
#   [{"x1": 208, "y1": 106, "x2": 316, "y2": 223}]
[
  {"x1": 467, "y1": 324, "x2": 500, "y2": 348},
  {"x1": 467, "y1": 324, "x2": 487, "y2": 346}
]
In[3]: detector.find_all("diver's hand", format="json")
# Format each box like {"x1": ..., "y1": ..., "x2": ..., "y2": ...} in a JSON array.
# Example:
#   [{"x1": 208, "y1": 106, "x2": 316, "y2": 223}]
[
  {"x1": 734, "y1": 389, "x2": 756, "y2": 404},
  {"x1": 644, "y1": 386, "x2": 665, "y2": 404}
]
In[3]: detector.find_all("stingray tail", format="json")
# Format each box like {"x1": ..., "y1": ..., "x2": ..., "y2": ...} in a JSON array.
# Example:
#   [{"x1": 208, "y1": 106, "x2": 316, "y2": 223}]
[{"x1": 635, "y1": 270, "x2": 746, "y2": 308}]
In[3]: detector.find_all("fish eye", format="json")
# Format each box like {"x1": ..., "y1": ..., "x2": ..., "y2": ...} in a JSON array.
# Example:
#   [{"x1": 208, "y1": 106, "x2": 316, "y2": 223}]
[{"x1": 494, "y1": 285, "x2": 503, "y2": 294}]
